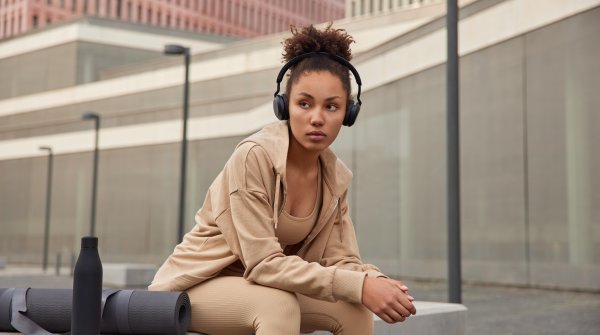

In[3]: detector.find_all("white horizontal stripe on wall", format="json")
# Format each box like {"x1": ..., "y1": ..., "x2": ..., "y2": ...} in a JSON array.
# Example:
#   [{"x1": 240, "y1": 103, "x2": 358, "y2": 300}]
[
  {"x1": 0, "y1": 21, "x2": 225, "y2": 60},
  {"x1": 0, "y1": 52, "x2": 278, "y2": 117},
  {"x1": 0, "y1": 103, "x2": 274, "y2": 160},
  {"x1": 360, "y1": 0, "x2": 600, "y2": 91}
]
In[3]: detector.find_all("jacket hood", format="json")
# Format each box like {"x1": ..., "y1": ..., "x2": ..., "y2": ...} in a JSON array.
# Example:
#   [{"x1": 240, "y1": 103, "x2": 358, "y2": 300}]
[{"x1": 236, "y1": 121, "x2": 353, "y2": 197}]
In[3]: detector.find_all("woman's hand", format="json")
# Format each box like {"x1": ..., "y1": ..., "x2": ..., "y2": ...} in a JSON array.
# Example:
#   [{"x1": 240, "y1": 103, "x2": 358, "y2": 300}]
[{"x1": 361, "y1": 277, "x2": 417, "y2": 323}]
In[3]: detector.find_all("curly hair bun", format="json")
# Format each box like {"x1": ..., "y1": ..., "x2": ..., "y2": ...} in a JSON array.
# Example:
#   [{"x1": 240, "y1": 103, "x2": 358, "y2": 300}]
[{"x1": 282, "y1": 24, "x2": 354, "y2": 63}]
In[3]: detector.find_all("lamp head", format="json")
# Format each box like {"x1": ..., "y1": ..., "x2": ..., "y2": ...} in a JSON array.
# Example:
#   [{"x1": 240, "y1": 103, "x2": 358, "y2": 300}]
[
  {"x1": 39, "y1": 146, "x2": 52, "y2": 152},
  {"x1": 81, "y1": 112, "x2": 99, "y2": 121},
  {"x1": 164, "y1": 44, "x2": 189, "y2": 55}
]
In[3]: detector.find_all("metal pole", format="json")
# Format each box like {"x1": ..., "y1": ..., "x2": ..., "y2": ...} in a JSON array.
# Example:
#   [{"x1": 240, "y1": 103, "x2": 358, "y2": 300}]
[
  {"x1": 90, "y1": 117, "x2": 100, "y2": 237},
  {"x1": 447, "y1": 0, "x2": 462, "y2": 303},
  {"x1": 55, "y1": 252, "x2": 61, "y2": 276},
  {"x1": 177, "y1": 48, "x2": 191, "y2": 243},
  {"x1": 40, "y1": 147, "x2": 53, "y2": 272}
]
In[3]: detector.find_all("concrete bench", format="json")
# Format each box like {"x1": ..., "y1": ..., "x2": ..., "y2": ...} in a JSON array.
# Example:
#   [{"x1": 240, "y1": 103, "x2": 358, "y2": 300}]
[
  {"x1": 102, "y1": 263, "x2": 157, "y2": 288},
  {"x1": 0, "y1": 300, "x2": 465, "y2": 335},
  {"x1": 188, "y1": 301, "x2": 467, "y2": 335}
]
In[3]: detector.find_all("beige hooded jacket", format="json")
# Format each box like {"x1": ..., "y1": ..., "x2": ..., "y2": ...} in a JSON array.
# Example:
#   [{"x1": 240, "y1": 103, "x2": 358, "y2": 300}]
[{"x1": 148, "y1": 121, "x2": 385, "y2": 304}]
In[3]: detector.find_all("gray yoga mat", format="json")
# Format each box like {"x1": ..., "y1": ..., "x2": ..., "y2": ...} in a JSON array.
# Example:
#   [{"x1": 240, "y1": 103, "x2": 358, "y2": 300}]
[{"x1": 0, "y1": 288, "x2": 190, "y2": 335}]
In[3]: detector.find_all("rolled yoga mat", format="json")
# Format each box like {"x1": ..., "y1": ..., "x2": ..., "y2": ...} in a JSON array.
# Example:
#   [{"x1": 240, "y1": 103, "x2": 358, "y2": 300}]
[{"x1": 0, "y1": 288, "x2": 191, "y2": 335}]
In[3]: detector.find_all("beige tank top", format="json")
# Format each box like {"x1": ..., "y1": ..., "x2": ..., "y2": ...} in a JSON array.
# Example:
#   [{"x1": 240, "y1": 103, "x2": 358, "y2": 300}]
[{"x1": 276, "y1": 165, "x2": 322, "y2": 247}]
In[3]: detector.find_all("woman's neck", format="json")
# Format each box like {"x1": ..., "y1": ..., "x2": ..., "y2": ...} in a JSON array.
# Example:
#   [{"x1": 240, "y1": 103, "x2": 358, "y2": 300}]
[{"x1": 287, "y1": 134, "x2": 320, "y2": 171}]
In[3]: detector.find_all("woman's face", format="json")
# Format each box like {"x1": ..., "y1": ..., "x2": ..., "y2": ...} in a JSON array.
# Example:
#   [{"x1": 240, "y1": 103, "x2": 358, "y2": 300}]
[{"x1": 288, "y1": 71, "x2": 347, "y2": 155}]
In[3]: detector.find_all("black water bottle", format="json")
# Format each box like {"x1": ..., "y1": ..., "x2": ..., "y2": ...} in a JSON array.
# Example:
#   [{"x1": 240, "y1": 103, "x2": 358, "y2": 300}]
[{"x1": 71, "y1": 236, "x2": 103, "y2": 334}]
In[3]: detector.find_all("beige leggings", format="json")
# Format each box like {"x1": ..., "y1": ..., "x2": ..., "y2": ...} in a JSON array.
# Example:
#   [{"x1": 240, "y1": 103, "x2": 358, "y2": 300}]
[{"x1": 186, "y1": 276, "x2": 373, "y2": 335}]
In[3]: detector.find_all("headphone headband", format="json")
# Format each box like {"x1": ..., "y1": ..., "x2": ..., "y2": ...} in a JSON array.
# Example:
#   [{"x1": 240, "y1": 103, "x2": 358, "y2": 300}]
[{"x1": 273, "y1": 52, "x2": 362, "y2": 105}]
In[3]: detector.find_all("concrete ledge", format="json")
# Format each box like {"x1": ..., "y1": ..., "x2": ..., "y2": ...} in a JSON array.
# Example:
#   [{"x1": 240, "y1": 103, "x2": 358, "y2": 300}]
[
  {"x1": 102, "y1": 263, "x2": 157, "y2": 288},
  {"x1": 372, "y1": 301, "x2": 467, "y2": 335},
  {"x1": 188, "y1": 301, "x2": 467, "y2": 335}
]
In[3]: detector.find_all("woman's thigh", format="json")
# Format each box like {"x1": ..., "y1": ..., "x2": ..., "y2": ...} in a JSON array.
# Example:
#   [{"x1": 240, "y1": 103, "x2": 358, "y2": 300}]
[
  {"x1": 186, "y1": 276, "x2": 301, "y2": 335},
  {"x1": 297, "y1": 294, "x2": 374, "y2": 335}
]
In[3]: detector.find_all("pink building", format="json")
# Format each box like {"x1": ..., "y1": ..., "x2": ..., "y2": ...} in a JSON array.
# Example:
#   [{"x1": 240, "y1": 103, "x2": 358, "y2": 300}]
[{"x1": 0, "y1": 0, "x2": 345, "y2": 39}]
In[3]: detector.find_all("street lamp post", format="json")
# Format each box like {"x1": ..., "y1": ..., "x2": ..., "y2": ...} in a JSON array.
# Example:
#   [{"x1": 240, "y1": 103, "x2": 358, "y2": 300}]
[
  {"x1": 446, "y1": 0, "x2": 462, "y2": 303},
  {"x1": 39, "y1": 146, "x2": 53, "y2": 272},
  {"x1": 164, "y1": 44, "x2": 191, "y2": 244},
  {"x1": 81, "y1": 112, "x2": 100, "y2": 237}
]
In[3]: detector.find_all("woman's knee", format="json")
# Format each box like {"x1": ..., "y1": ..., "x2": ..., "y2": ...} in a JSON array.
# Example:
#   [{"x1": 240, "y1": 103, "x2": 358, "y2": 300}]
[
  {"x1": 299, "y1": 297, "x2": 373, "y2": 335},
  {"x1": 253, "y1": 287, "x2": 301, "y2": 334}
]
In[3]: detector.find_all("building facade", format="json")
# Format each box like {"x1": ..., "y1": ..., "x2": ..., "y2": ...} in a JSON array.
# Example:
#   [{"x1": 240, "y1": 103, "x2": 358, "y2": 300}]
[
  {"x1": 345, "y1": 0, "x2": 439, "y2": 17},
  {"x1": 0, "y1": 0, "x2": 345, "y2": 39},
  {"x1": 1, "y1": 0, "x2": 599, "y2": 291}
]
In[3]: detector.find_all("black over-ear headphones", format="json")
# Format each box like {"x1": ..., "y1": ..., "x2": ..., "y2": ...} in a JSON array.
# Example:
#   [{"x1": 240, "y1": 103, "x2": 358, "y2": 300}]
[{"x1": 272, "y1": 52, "x2": 363, "y2": 127}]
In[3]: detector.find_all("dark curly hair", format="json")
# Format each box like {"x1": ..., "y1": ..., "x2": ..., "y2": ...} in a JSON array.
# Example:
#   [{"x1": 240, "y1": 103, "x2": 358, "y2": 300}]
[{"x1": 281, "y1": 24, "x2": 355, "y2": 101}]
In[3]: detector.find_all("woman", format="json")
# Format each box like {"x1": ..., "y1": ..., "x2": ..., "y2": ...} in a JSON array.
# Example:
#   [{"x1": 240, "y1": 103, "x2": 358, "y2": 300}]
[{"x1": 149, "y1": 25, "x2": 416, "y2": 335}]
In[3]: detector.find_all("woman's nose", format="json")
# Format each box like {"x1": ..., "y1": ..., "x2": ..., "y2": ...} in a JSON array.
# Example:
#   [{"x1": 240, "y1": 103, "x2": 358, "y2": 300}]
[{"x1": 310, "y1": 108, "x2": 325, "y2": 126}]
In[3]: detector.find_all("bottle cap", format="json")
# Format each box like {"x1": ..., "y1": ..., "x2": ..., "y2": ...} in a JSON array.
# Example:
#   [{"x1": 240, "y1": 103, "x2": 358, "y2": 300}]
[{"x1": 81, "y1": 236, "x2": 98, "y2": 248}]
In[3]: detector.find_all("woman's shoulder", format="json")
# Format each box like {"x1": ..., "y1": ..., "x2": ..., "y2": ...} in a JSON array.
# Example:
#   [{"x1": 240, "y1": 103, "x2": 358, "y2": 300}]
[
  {"x1": 221, "y1": 141, "x2": 277, "y2": 193},
  {"x1": 228, "y1": 142, "x2": 273, "y2": 170},
  {"x1": 230, "y1": 121, "x2": 288, "y2": 172}
]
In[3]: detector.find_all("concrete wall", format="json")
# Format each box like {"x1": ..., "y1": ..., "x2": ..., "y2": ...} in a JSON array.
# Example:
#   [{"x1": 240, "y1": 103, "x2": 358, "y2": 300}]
[
  {"x1": 334, "y1": 6, "x2": 600, "y2": 290},
  {"x1": 0, "y1": 1, "x2": 598, "y2": 290},
  {"x1": 0, "y1": 43, "x2": 79, "y2": 100}
]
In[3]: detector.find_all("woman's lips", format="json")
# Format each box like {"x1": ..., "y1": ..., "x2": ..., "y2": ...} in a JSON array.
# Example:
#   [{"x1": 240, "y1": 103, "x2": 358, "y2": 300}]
[{"x1": 307, "y1": 131, "x2": 326, "y2": 141}]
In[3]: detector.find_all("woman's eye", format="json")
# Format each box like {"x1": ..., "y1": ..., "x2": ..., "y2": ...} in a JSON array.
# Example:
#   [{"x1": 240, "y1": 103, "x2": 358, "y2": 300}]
[
  {"x1": 299, "y1": 101, "x2": 310, "y2": 109},
  {"x1": 326, "y1": 104, "x2": 338, "y2": 111}
]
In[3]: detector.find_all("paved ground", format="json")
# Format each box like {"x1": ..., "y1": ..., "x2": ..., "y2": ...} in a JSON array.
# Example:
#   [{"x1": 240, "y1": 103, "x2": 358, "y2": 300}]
[
  {"x1": 1, "y1": 266, "x2": 599, "y2": 335},
  {"x1": 403, "y1": 278, "x2": 600, "y2": 335}
]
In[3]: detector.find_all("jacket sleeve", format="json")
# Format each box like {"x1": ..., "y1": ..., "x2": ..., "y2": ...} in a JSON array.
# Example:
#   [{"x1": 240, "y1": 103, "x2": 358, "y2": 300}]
[
  {"x1": 214, "y1": 144, "x2": 366, "y2": 304},
  {"x1": 319, "y1": 190, "x2": 388, "y2": 279}
]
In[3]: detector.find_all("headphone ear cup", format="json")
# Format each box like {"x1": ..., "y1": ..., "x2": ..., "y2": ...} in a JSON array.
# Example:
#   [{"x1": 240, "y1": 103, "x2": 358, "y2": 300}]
[
  {"x1": 343, "y1": 101, "x2": 360, "y2": 127},
  {"x1": 273, "y1": 94, "x2": 289, "y2": 120}
]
